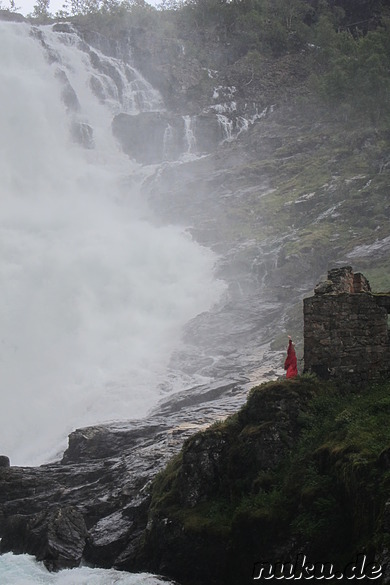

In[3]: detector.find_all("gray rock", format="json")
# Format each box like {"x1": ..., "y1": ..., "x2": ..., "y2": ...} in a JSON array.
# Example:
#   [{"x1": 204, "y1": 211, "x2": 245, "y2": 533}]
[
  {"x1": 112, "y1": 112, "x2": 185, "y2": 164},
  {"x1": 52, "y1": 23, "x2": 74, "y2": 34},
  {"x1": 314, "y1": 279, "x2": 333, "y2": 295},
  {"x1": 0, "y1": 456, "x2": 10, "y2": 468},
  {"x1": 0, "y1": 506, "x2": 88, "y2": 571},
  {"x1": 70, "y1": 121, "x2": 94, "y2": 149},
  {"x1": 55, "y1": 69, "x2": 80, "y2": 113}
]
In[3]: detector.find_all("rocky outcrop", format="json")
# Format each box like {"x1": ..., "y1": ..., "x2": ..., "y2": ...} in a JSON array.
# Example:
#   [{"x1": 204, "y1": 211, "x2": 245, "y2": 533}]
[
  {"x1": 0, "y1": 379, "x2": 259, "y2": 573},
  {"x1": 1, "y1": 375, "x2": 390, "y2": 584},
  {"x1": 140, "y1": 379, "x2": 318, "y2": 585},
  {"x1": 112, "y1": 110, "x2": 235, "y2": 164},
  {"x1": 55, "y1": 69, "x2": 80, "y2": 113},
  {"x1": 0, "y1": 506, "x2": 87, "y2": 571},
  {"x1": 112, "y1": 111, "x2": 186, "y2": 164},
  {"x1": 137, "y1": 377, "x2": 390, "y2": 585}
]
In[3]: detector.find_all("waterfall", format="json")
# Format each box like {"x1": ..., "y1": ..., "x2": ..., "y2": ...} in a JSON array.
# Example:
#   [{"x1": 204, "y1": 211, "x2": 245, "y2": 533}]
[
  {"x1": 162, "y1": 122, "x2": 174, "y2": 160},
  {"x1": 216, "y1": 113, "x2": 234, "y2": 141},
  {"x1": 183, "y1": 115, "x2": 197, "y2": 154},
  {"x1": 0, "y1": 21, "x2": 225, "y2": 467}
]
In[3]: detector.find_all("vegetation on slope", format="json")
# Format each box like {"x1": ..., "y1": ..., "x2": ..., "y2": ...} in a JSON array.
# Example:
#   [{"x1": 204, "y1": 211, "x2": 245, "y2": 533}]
[
  {"x1": 146, "y1": 376, "x2": 390, "y2": 584},
  {"x1": 15, "y1": 0, "x2": 388, "y2": 292},
  {"x1": 22, "y1": 0, "x2": 390, "y2": 124}
]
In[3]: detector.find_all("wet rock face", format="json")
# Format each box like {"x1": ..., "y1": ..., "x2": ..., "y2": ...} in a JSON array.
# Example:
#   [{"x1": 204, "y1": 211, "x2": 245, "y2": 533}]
[
  {"x1": 0, "y1": 506, "x2": 87, "y2": 571},
  {"x1": 112, "y1": 111, "x2": 186, "y2": 164},
  {"x1": 124, "y1": 26, "x2": 206, "y2": 113},
  {"x1": 193, "y1": 112, "x2": 226, "y2": 153},
  {"x1": 178, "y1": 432, "x2": 231, "y2": 508},
  {"x1": 70, "y1": 121, "x2": 94, "y2": 148},
  {"x1": 55, "y1": 69, "x2": 81, "y2": 113},
  {"x1": 112, "y1": 110, "x2": 228, "y2": 164},
  {"x1": 0, "y1": 380, "x2": 258, "y2": 573}
]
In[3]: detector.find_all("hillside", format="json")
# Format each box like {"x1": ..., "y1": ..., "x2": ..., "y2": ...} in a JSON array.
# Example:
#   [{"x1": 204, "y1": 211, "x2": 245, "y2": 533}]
[{"x1": 65, "y1": 0, "x2": 390, "y2": 351}]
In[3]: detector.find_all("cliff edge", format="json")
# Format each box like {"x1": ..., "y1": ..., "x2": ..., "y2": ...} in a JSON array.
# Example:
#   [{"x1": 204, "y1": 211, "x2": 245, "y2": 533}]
[{"x1": 137, "y1": 377, "x2": 390, "y2": 585}]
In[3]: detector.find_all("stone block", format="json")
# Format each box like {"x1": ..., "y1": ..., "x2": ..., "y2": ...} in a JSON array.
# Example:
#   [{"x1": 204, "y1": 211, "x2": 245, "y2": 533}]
[{"x1": 353, "y1": 272, "x2": 371, "y2": 293}]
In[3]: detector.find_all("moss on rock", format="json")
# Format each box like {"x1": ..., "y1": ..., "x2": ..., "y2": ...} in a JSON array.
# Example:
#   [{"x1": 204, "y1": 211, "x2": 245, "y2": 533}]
[{"x1": 142, "y1": 377, "x2": 390, "y2": 585}]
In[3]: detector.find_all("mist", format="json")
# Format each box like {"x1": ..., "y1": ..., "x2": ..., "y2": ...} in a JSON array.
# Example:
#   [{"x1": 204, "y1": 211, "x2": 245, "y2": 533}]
[{"x1": 0, "y1": 22, "x2": 225, "y2": 466}]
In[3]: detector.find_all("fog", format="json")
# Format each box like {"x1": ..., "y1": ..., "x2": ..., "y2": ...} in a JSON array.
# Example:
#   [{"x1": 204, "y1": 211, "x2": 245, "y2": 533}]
[{"x1": 0, "y1": 22, "x2": 225, "y2": 466}]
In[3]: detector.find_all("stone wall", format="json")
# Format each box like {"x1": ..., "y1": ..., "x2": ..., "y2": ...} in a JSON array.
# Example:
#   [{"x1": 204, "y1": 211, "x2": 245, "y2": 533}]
[{"x1": 304, "y1": 266, "x2": 390, "y2": 384}]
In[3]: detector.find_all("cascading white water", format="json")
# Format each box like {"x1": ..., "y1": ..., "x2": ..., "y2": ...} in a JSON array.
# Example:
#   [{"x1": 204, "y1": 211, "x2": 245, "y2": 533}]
[
  {"x1": 183, "y1": 115, "x2": 197, "y2": 154},
  {"x1": 0, "y1": 552, "x2": 175, "y2": 584},
  {"x1": 0, "y1": 21, "x2": 225, "y2": 467}
]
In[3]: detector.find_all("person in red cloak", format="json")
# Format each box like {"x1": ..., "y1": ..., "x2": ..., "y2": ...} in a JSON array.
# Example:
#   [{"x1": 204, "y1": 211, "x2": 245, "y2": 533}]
[{"x1": 284, "y1": 335, "x2": 298, "y2": 379}]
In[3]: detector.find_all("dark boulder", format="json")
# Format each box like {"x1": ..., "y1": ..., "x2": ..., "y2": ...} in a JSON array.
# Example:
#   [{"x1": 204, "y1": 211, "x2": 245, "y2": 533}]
[
  {"x1": 176, "y1": 430, "x2": 232, "y2": 508},
  {"x1": 70, "y1": 121, "x2": 94, "y2": 149},
  {"x1": 112, "y1": 110, "x2": 229, "y2": 164},
  {"x1": 0, "y1": 455, "x2": 10, "y2": 468},
  {"x1": 0, "y1": 506, "x2": 88, "y2": 571},
  {"x1": 52, "y1": 23, "x2": 74, "y2": 34},
  {"x1": 55, "y1": 68, "x2": 80, "y2": 112}
]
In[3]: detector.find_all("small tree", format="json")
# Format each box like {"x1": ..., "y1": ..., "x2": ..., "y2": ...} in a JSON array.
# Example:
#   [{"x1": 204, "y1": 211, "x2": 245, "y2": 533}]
[
  {"x1": 32, "y1": 0, "x2": 51, "y2": 18},
  {"x1": 61, "y1": 0, "x2": 89, "y2": 15},
  {"x1": 7, "y1": 0, "x2": 20, "y2": 12}
]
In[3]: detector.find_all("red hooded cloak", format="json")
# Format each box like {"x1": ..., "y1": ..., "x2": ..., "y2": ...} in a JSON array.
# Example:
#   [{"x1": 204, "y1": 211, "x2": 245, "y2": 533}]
[{"x1": 284, "y1": 339, "x2": 298, "y2": 378}]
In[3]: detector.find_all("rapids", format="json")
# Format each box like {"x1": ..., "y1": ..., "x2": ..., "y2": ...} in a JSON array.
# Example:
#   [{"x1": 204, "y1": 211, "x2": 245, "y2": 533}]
[{"x1": 0, "y1": 553, "x2": 174, "y2": 585}]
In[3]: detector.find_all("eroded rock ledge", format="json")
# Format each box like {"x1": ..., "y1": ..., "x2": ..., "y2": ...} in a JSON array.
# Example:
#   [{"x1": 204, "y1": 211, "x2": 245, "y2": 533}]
[
  {"x1": 2, "y1": 376, "x2": 390, "y2": 585},
  {"x1": 0, "y1": 378, "x2": 252, "y2": 573}
]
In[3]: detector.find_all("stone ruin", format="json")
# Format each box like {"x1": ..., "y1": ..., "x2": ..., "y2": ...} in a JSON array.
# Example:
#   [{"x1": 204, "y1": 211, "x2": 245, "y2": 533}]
[{"x1": 303, "y1": 266, "x2": 390, "y2": 384}]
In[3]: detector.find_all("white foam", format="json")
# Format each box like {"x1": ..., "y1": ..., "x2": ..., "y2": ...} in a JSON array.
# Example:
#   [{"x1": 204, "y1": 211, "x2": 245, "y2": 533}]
[
  {"x1": 0, "y1": 22, "x2": 225, "y2": 466},
  {"x1": 0, "y1": 553, "x2": 173, "y2": 585}
]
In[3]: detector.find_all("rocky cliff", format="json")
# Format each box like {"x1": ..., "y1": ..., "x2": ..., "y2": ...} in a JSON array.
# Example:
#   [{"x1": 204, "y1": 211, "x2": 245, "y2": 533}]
[
  {"x1": 0, "y1": 380, "x2": 251, "y2": 572},
  {"x1": 2, "y1": 376, "x2": 390, "y2": 584},
  {"x1": 140, "y1": 377, "x2": 390, "y2": 585}
]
